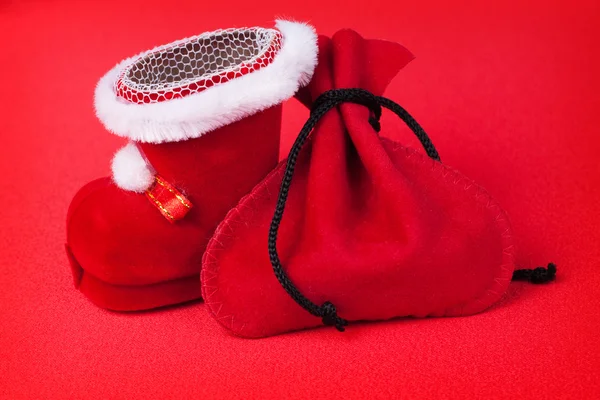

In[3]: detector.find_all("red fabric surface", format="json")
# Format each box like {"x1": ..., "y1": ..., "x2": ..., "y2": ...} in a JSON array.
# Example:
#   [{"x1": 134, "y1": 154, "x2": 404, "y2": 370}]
[
  {"x1": 202, "y1": 31, "x2": 515, "y2": 337},
  {"x1": 66, "y1": 107, "x2": 280, "y2": 310},
  {"x1": 1, "y1": 0, "x2": 599, "y2": 398}
]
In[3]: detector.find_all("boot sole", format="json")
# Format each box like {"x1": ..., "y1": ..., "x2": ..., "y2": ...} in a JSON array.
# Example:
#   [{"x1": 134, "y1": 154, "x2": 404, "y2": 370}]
[{"x1": 65, "y1": 244, "x2": 201, "y2": 311}]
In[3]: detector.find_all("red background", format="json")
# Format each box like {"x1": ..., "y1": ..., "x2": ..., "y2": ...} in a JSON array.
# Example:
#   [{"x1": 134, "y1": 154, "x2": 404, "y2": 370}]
[{"x1": 1, "y1": 0, "x2": 599, "y2": 398}]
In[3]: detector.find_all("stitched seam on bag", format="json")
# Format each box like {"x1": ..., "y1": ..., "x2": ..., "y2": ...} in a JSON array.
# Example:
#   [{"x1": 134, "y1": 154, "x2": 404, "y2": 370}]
[
  {"x1": 201, "y1": 165, "x2": 285, "y2": 336},
  {"x1": 203, "y1": 143, "x2": 515, "y2": 333},
  {"x1": 399, "y1": 144, "x2": 515, "y2": 317}
]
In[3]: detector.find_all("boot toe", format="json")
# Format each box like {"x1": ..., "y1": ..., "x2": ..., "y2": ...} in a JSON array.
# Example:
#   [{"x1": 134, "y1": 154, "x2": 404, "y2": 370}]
[{"x1": 66, "y1": 177, "x2": 204, "y2": 287}]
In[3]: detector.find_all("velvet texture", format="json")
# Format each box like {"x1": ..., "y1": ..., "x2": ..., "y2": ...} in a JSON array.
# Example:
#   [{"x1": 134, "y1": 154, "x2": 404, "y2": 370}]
[
  {"x1": 66, "y1": 106, "x2": 281, "y2": 310},
  {"x1": 201, "y1": 30, "x2": 516, "y2": 337}
]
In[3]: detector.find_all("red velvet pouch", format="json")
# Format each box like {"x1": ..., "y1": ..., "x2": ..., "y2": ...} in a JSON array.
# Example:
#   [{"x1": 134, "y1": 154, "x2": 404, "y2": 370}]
[{"x1": 201, "y1": 29, "x2": 552, "y2": 337}]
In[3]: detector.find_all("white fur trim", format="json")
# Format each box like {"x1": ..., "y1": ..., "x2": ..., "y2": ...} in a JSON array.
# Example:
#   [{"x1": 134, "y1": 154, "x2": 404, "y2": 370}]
[
  {"x1": 111, "y1": 143, "x2": 155, "y2": 192},
  {"x1": 94, "y1": 20, "x2": 318, "y2": 143}
]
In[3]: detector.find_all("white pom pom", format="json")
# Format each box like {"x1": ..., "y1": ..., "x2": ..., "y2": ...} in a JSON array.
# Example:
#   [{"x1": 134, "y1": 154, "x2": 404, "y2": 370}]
[{"x1": 111, "y1": 143, "x2": 155, "y2": 192}]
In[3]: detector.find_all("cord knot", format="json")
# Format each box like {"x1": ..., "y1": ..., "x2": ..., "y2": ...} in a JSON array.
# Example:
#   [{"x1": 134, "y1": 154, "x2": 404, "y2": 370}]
[
  {"x1": 321, "y1": 301, "x2": 348, "y2": 332},
  {"x1": 530, "y1": 263, "x2": 557, "y2": 284},
  {"x1": 512, "y1": 263, "x2": 557, "y2": 284}
]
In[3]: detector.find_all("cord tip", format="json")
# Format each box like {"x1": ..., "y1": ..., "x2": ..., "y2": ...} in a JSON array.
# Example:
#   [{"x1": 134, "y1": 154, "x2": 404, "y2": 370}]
[{"x1": 321, "y1": 301, "x2": 349, "y2": 332}]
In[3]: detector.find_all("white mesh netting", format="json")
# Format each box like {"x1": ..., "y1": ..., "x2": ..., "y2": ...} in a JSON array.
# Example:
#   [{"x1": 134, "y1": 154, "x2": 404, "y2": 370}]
[{"x1": 115, "y1": 27, "x2": 282, "y2": 104}]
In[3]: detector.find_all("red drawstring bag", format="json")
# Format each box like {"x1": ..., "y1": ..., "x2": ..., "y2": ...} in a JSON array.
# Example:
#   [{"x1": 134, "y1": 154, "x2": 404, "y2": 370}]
[{"x1": 201, "y1": 29, "x2": 555, "y2": 337}]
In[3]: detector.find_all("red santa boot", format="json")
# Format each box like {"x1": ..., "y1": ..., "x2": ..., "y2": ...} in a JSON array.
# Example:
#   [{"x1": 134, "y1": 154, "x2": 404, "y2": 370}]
[{"x1": 66, "y1": 20, "x2": 318, "y2": 311}]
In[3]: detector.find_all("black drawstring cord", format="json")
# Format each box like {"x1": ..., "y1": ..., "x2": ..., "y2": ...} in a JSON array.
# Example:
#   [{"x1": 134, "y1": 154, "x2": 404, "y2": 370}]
[
  {"x1": 268, "y1": 88, "x2": 555, "y2": 332},
  {"x1": 512, "y1": 263, "x2": 557, "y2": 283},
  {"x1": 268, "y1": 88, "x2": 439, "y2": 332}
]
